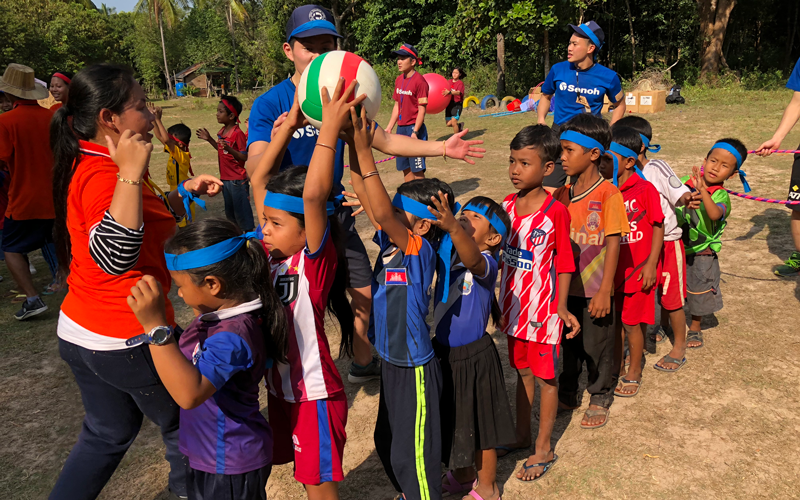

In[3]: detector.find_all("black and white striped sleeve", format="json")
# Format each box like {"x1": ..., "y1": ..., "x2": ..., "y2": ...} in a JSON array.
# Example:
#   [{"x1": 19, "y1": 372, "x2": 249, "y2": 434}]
[{"x1": 89, "y1": 211, "x2": 145, "y2": 275}]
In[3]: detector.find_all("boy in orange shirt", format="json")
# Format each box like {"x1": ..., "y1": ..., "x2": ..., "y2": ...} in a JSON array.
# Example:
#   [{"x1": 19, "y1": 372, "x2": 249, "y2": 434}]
[{"x1": 553, "y1": 113, "x2": 629, "y2": 429}]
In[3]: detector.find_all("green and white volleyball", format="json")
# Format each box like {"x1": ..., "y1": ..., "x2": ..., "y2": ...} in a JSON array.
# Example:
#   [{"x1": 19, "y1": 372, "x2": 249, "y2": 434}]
[{"x1": 298, "y1": 51, "x2": 382, "y2": 129}]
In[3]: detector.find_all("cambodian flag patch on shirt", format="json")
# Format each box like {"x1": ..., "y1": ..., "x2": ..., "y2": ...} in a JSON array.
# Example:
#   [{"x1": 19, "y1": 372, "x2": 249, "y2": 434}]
[
  {"x1": 589, "y1": 201, "x2": 602, "y2": 212},
  {"x1": 386, "y1": 268, "x2": 408, "y2": 285}
]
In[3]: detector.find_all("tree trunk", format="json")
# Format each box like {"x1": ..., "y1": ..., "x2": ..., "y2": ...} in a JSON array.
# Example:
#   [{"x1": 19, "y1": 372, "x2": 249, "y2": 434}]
[
  {"x1": 228, "y1": 4, "x2": 240, "y2": 92},
  {"x1": 698, "y1": 0, "x2": 717, "y2": 58},
  {"x1": 625, "y1": 0, "x2": 636, "y2": 74},
  {"x1": 158, "y1": 13, "x2": 173, "y2": 98},
  {"x1": 496, "y1": 32, "x2": 505, "y2": 96},
  {"x1": 543, "y1": 29, "x2": 550, "y2": 78},
  {"x1": 700, "y1": 0, "x2": 736, "y2": 78}
]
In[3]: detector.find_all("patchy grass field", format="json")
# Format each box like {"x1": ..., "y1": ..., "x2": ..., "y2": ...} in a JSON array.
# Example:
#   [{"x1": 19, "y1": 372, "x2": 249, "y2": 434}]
[{"x1": 2, "y1": 88, "x2": 800, "y2": 499}]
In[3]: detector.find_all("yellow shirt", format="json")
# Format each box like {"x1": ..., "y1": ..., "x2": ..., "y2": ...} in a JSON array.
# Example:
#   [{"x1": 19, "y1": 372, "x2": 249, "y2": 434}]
[{"x1": 164, "y1": 144, "x2": 192, "y2": 190}]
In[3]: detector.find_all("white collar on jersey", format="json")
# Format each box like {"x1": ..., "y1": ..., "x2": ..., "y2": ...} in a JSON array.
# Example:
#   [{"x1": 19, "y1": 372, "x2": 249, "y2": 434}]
[{"x1": 199, "y1": 298, "x2": 262, "y2": 322}]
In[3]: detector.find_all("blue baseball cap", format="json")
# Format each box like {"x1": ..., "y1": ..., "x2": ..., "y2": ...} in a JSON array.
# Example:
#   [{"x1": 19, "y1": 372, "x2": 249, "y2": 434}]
[
  {"x1": 391, "y1": 43, "x2": 422, "y2": 65},
  {"x1": 568, "y1": 20, "x2": 605, "y2": 48},
  {"x1": 285, "y1": 5, "x2": 341, "y2": 42}
]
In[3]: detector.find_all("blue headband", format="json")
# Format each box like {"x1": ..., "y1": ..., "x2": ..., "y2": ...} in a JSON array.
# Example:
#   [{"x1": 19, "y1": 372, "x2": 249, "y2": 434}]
[
  {"x1": 264, "y1": 191, "x2": 337, "y2": 216},
  {"x1": 177, "y1": 181, "x2": 207, "y2": 222},
  {"x1": 392, "y1": 193, "x2": 462, "y2": 303},
  {"x1": 165, "y1": 231, "x2": 258, "y2": 271},
  {"x1": 609, "y1": 142, "x2": 638, "y2": 160},
  {"x1": 560, "y1": 130, "x2": 606, "y2": 154},
  {"x1": 711, "y1": 142, "x2": 751, "y2": 193},
  {"x1": 640, "y1": 134, "x2": 661, "y2": 155},
  {"x1": 288, "y1": 20, "x2": 338, "y2": 41},
  {"x1": 579, "y1": 23, "x2": 602, "y2": 51},
  {"x1": 462, "y1": 203, "x2": 507, "y2": 243},
  {"x1": 608, "y1": 143, "x2": 646, "y2": 187}
]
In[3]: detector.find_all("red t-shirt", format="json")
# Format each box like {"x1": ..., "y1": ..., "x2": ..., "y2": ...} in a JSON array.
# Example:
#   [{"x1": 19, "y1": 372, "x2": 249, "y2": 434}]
[
  {"x1": 393, "y1": 71, "x2": 429, "y2": 127},
  {"x1": 450, "y1": 79, "x2": 465, "y2": 103},
  {"x1": 615, "y1": 174, "x2": 664, "y2": 293},
  {"x1": 50, "y1": 102, "x2": 63, "y2": 111},
  {"x1": 217, "y1": 125, "x2": 248, "y2": 180},
  {"x1": 60, "y1": 141, "x2": 177, "y2": 339},
  {"x1": 0, "y1": 100, "x2": 55, "y2": 220}
]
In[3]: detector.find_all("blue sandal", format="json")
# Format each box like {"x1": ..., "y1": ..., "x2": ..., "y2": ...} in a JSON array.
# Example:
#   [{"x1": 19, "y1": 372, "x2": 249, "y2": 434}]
[{"x1": 516, "y1": 454, "x2": 558, "y2": 482}]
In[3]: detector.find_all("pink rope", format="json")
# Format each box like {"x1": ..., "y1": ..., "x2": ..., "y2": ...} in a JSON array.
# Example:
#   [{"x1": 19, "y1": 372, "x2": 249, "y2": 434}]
[
  {"x1": 344, "y1": 156, "x2": 396, "y2": 169},
  {"x1": 724, "y1": 189, "x2": 800, "y2": 205},
  {"x1": 746, "y1": 149, "x2": 800, "y2": 154}
]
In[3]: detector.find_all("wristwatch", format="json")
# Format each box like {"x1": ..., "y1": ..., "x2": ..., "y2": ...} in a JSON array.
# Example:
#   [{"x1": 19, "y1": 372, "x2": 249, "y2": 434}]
[
  {"x1": 413, "y1": 129, "x2": 420, "y2": 135},
  {"x1": 126, "y1": 325, "x2": 174, "y2": 347}
]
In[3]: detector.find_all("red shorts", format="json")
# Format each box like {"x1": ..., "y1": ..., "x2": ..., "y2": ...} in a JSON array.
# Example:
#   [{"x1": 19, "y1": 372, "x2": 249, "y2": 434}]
[
  {"x1": 615, "y1": 287, "x2": 656, "y2": 326},
  {"x1": 268, "y1": 393, "x2": 348, "y2": 485},
  {"x1": 507, "y1": 336, "x2": 560, "y2": 380},
  {"x1": 658, "y1": 240, "x2": 687, "y2": 311}
]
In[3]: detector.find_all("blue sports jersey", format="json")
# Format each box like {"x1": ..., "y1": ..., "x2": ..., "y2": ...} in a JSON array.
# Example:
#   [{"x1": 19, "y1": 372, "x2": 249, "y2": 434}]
[
  {"x1": 369, "y1": 229, "x2": 436, "y2": 367},
  {"x1": 177, "y1": 299, "x2": 273, "y2": 475},
  {"x1": 787, "y1": 58, "x2": 800, "y2": 92},
  {"x1": 541, "y1": 60, "x2": 623, "y2": 125},
  {"x1": 433, "y1": 251, "x2": 498, "y2": 348},
  {"x1": 247, "y1": 78, "x2": 346, "y2": 193}
]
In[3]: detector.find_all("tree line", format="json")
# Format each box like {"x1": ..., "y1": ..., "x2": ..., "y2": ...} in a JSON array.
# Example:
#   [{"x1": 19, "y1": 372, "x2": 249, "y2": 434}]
[{"x1": 1, "y1": 0, "x2": 798, "y2": 99}]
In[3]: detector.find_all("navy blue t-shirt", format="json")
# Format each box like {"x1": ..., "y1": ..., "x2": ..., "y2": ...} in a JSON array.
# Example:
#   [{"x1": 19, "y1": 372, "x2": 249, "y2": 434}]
[
  {"x1": 787, "y1": 58, "x2": 800, "y2": 92},
  {"x1": 247, "y1": 78, "x2": 346, "y2": 193},
  {"x1": 541, "y1": 61, "x2": 623, "y2": 125}
]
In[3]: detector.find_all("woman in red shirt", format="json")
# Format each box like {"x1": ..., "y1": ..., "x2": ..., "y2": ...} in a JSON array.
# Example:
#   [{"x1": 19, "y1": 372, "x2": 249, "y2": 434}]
[
  {"x1": 49, "y1": 71, "x2": 72, "y2": 111},
  {"x1": 48, "y1": 64, "x2": 222, "y2": 500},
  {"x1": 444, "y1": 67, "x2": 466, "y2": 135}
]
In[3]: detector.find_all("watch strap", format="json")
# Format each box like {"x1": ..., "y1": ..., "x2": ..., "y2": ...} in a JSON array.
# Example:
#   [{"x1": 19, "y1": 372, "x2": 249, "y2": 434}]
[{"x1": 126, "y1": 333, "x2": 150, "y2": 347}]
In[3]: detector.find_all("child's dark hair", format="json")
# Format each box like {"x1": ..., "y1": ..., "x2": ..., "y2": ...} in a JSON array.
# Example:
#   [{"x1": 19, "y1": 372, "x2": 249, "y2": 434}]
[
  {"x1": 396, "y1": 178, "x2": 456, "y2": 245},
  {"x1": 221, "y1": 95, "x2": 243, "y2": 117},
  {"x1": 452, "y1": 67, "x2": 466, "y2": 79},
  {"x1": 707, "y1": 138, "x2": 747, "y2": 170},
  {"x1": 613, "y1": 115, "x2": 652, "y2": 141},
  {"x1": 510, "y1": 124, "x2": 561, "y2": 163},
  {"x1": 610, "y1": 126, "x2": 643, "y2": 157},
  {"x1": 266, "y1": 167, "x2": 355, "y2": 357},
  {"x1": 168, "y1": 123, "x2": 191, "y2": 145},
  {"x1": 51, "y1": 64, "x2": 138, "y2": 276},
  {"x1": 165, "y1": 218, "x2": 289, "y2": 364},
  {"x1": 463, "y1": 195, "x2": 510, "y2": 329},
  {"x1": 560, "y1": 113, "x2": 612, "y2": 152}
]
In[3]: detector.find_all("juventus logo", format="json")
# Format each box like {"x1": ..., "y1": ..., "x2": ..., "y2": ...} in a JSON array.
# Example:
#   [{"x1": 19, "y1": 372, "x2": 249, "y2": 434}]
[{"x1": 276, "y1": 275, "x2": 299, "y2": 305}]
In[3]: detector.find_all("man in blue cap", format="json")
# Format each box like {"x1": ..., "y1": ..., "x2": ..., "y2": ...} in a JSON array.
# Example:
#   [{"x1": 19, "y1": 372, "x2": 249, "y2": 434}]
[{"x1": 537, "y1": 21, "x2": 626, "y2": 188}]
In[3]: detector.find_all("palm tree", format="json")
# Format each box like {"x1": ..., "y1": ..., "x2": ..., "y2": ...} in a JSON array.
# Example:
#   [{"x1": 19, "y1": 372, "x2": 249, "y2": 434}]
[{"x1": 135, "y1": 0, "x2": 188, "y2": 97}]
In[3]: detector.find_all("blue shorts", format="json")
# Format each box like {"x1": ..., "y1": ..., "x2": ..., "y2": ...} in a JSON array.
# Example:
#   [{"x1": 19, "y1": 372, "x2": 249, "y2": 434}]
[
  {"x1": 2, "y1": 217, "x2": 54, "y2": 254},
  {"x1": 395, "y1": 124, "x2": 427, "y2": 173}
]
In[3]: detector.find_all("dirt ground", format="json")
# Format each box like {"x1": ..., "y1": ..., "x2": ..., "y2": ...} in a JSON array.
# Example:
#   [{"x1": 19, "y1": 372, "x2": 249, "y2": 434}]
[{"x1": 1, "y1": 88, "x2": 799, "y2": 499}]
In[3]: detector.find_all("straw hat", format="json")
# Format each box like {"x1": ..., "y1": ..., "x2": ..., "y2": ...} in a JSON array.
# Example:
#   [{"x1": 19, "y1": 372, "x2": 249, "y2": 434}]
[{"x1": 0, "y1": 64, "x2": 49, "y2": 100}]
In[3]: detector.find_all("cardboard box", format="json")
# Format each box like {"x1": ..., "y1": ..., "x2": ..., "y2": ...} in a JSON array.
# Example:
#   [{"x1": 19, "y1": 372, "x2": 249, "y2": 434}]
[
  {"x1": 625, "y1": 92, "x2": 639, "y2": 113},
  {"x1": 637, "y1": 90, "x2": 667, "y2": 114}
]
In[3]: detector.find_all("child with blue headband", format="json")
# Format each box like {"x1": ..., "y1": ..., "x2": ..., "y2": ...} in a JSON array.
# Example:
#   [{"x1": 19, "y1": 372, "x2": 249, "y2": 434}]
[
  {"x1": 126, "y1": 218, "x2": 289, "y2": 500},
  {"x1": 345, "y1": 107, "x2": 455, "y2": 500},
  {"x1": 598, "y1": 127, "x2": 665, "y2": 398},
  {"x1": 425, "y1": 193, "x2": 516, "y2": 499},
  {"x1": 249, "y1": 79, "x2": 360, "y2": 498},
  {"x1": 553, "y1": 113, "x2": 629, "y2": 430},
  {"x1": 675, "y1": 138, "x2": 747, "y2": 350},
  {"x1": 495, "y1": 125, "x2": 579, "y2": 484}
]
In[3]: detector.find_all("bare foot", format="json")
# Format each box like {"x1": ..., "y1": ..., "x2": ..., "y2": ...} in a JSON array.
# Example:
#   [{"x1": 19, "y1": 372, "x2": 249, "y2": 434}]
[{"x1": 516, "y1": 449, "x2": 556, "y2": 481}]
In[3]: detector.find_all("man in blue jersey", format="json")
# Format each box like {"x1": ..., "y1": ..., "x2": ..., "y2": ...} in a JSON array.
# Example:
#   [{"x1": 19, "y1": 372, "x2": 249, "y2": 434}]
[
  {"x1": 755, "y1": 57, "x2": 800, "y2": 276},
  {"x1": 538, "y1": 21, "x2": 625, "y2": 188},
  {"x1": 245, "y1": 5, "x2": 486, "y2": 384}
]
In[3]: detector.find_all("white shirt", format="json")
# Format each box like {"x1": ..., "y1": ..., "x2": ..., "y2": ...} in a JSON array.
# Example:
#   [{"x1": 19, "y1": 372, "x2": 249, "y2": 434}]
[{"x1": 642, "y1": 159, "x2": 691, "y2": 242}]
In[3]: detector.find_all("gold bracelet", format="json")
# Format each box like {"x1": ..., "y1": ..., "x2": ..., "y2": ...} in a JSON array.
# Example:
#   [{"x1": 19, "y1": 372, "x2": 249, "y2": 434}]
[
  {"x1": 442, "y1": 141, "x2": 447, "y2": 162},
  {"x1": 362, "y1": 171, "x2": 380, "y2": 179},
  {"x1": 116, "y1": 173, "x2": 142, "y2": 185},
  {"x1": 316, "y1": 143, "x2": 336, "y2": 153}
]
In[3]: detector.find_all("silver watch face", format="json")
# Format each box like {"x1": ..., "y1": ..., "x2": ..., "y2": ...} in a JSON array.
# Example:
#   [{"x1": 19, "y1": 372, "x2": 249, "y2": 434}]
[{"x1": 151, "y1": 327, "x2": 171, "y2": 345}]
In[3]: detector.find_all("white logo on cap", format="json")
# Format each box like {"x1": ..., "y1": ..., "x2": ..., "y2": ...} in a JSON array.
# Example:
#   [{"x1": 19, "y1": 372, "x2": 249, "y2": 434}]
[
  {"x1": 308, "y1": 8, "x2": 326, "y2": 21},
  {"x1": 559, "y1": 82, "x2": 567, "y2": 91}
]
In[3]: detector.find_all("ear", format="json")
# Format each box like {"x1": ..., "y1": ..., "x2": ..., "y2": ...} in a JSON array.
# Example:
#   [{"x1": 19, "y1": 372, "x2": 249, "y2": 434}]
[
  {"x1": 625, "y1": 157, "x2": 637, "y2": 170},
  {"x1": 283, "y1": 41, "x2": 295, "y2": 62},
  {"x1": 415, "y1": 218, "x2": 432, "y2": 236},
  {"x1": 203, "y1": 275, "x2": 224, "y2": 297},
  {"x1": 543, "y1": 160, "x2": 555, "y2": 176},
  {"x1": 590, "y1": 148, "x2": 603, "y2": 162},
  {"x1": 98, "y1": 108, "x2": 119, "y2": 134},
  {"x1": 484, "y1": 231, "x2": 502, "y2": 249}
]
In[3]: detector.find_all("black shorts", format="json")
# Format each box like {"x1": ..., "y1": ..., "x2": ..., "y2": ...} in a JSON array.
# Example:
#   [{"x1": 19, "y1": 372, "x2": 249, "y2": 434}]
[
  {"x1": 1, "y1": 217, "x2": 54, "y2": 253},
  {"x1": 434, "y1": 334, "x2": 516, "y2": 469},
  {"x1": 186, "y1": 464, "x2": 271, "y2": 500},
  {"x1": 788, "y1": 146, "x2": 800, "y2": 211},
  {"x1": 686, "y1": 252, "x2": 723, "y2": 317},
  {"x1": 336, "y1": 204, "x2": 373, "y2": 289},
  {"x1": 445, "y1": 101, "x2": 463, "y2": 122}
]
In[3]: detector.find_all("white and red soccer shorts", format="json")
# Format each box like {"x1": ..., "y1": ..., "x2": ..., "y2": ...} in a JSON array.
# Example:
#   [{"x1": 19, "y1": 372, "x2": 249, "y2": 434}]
[{"x1": 658, "y1": 240, "x2": 687, "y2": 311}]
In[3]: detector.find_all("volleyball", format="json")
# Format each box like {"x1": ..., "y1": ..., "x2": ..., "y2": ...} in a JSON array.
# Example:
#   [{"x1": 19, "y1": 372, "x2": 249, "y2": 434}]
[{"x1": 298, "y1": 51, "x2": 382, "y2": 129}]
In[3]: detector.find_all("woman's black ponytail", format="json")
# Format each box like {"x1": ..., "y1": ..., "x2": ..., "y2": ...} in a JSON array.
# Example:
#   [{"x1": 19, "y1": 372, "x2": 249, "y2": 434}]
[
  {"x1": 165, "y1": 218, "x2": 289, "y2": 364},
  {"x1": 50, "y1": 64, "x2": 138, "y2": 276},
  {"x1": 266, "y1": 167, "x2": 355, "y2": 358}
]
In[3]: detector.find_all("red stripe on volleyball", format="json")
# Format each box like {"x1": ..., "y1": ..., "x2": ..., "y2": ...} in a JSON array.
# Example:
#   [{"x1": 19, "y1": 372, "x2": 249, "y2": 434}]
[{"x1": 340, "y1": 52, "x2": 361, "y2": 103}]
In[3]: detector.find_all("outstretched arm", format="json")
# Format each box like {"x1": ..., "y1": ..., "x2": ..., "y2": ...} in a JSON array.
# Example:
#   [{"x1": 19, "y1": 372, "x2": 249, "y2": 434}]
[
  {"x1": 371, "y1": 127, "x2": 485, "y2": 165},
  {"x1": 757, "y1": 91, "x2": 800, "y2": 156}
]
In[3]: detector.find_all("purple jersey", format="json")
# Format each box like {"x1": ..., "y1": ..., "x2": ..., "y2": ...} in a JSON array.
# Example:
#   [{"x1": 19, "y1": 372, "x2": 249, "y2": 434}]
[{"x1": 178, "y1": 299, "x2": 273, "y2": 474}]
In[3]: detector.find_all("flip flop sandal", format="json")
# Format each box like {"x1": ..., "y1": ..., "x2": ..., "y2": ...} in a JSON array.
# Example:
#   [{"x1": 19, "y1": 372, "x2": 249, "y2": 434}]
[
  {"x1": 654, "y1": 354, "x2": 687, "y2": 373},
  {"x1": 687, "y1": 330, "x2": 704, "y2": 349},
  {"x1": 516, "y1": 454, "x2": 559, "y2": 482},
  {"x1": 615, "y1": 377, "x2": 642, "y2": 397},
  {"x1": 580, "y1": 408, "x2": 609, "y2": 429},
  {"x1": 442, "y1": 471, "x2": 472, "y2": 497},
  {"x1": 11, "y1": 294, "x2": 27, "y2": 304},
  {"x1": 649, "y1": 325, "x2": 670, "y2": 344},
  {"x1": 3, "y1": 289, "x2": 20, "y2": 299},
  {"x1": 496, "y1": 445, "x2": 527, "y2": 458}
]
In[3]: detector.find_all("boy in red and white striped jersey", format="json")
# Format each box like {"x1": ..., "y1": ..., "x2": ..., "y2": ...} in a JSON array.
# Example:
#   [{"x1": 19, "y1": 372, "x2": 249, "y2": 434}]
[{"x1": 498, "y1": 125, "x2": 579, "y2": 482}]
